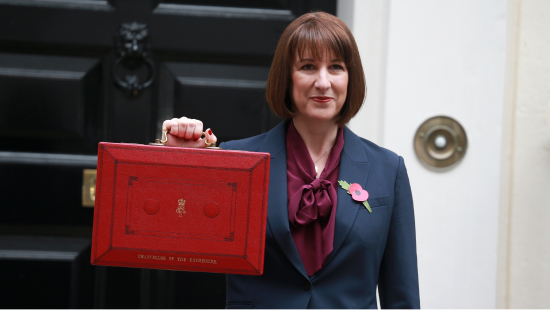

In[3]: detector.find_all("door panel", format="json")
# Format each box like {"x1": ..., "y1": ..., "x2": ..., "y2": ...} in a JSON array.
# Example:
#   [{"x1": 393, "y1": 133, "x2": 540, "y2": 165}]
[
  {"x1": 165, "y1": 61, "x2": 275, "y2": 142},
  {"x1": 0, "y1": 52, "x2": 101, "y2": 154},
  {"x1": 0, "y1": 235, "x2": 94, "y2": 309},
  {"x1": 0, "y1": 161, "x2": 96, "y2": 226}
]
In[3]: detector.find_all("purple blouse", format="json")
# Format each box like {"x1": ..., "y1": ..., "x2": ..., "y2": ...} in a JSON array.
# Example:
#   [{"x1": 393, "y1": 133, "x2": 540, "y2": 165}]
[{"x1": 286, "y1": 121, "x2": 345, "y2": 276}]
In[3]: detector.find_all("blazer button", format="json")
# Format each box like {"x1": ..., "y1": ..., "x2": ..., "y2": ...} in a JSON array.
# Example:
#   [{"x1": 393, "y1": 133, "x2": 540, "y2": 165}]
[{"x1": 302, "y1": 281, "x2": 312, "y2": 291}]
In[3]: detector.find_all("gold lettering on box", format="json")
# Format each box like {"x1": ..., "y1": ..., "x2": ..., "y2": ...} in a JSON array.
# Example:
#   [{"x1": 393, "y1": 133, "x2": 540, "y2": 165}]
[
  {"x1": 137, "y1": 254, "x2": 167, "y2": 261},
  {"x1": 176, "y1": 199, "x2": 186, "y2": 217},
  {"x1": 189, "y1": 258, "x2": 217, "y2": 264},
  {"x1": 136, "y1": 255, "x2": 217, "y2": 264}
]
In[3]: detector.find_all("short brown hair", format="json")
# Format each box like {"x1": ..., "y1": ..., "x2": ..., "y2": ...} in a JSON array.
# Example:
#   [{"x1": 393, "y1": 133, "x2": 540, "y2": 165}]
[{"x1": 266, "y1": 11, "x2": 366, "y2": 127}]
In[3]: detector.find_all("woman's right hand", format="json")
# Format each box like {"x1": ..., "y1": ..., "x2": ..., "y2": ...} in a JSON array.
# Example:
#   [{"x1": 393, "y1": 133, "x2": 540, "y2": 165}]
[{"x1": 161, "y1": 117, "x2": 217, "y2": 148}]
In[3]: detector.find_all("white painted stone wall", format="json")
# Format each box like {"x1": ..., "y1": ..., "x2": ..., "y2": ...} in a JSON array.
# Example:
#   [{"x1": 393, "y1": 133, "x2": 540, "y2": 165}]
[
  {"x1": 339, "y1": 0, "x2": 507, "y2": 308},
  {"x1": 338, "y1": 0, "x2": 388, "y2": 146},
  {"x1": 498, "y1": 0, "x2": 550, "y2": 308}
]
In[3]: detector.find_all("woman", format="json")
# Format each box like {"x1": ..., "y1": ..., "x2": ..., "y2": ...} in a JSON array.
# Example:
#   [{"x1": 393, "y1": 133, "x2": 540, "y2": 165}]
[{"x1": 162, "y1": 12, "x2": 419, "y2": 309}]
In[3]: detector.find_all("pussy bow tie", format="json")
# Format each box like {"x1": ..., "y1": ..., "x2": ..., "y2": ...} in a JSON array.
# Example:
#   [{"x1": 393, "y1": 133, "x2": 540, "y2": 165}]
[{"x1": 289, "y1": 178, "x2": 336, "y2": 226}]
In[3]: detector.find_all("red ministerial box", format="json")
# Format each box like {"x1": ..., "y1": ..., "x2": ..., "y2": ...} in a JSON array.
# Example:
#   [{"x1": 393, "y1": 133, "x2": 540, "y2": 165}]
[{"x1": 91, "y1": 142, "x2": 270, "y2": 275}]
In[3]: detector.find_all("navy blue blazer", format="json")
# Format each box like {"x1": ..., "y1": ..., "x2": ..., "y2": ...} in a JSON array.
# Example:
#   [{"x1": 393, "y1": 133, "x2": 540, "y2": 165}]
[{"x1": 220, "y1": 122, "x2": 420, "y2": 309}]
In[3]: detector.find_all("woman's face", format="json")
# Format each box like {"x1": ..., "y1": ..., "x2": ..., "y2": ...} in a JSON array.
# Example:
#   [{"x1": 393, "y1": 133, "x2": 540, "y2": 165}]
[{"x1": 290, "y1": 49, "x2": 348, "y2": 124}]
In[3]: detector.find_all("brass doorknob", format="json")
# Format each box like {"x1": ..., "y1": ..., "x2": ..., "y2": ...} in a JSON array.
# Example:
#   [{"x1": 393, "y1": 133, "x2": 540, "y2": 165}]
[{"x1": 414, "y1": 116, "x2": 467, "y2": 168}]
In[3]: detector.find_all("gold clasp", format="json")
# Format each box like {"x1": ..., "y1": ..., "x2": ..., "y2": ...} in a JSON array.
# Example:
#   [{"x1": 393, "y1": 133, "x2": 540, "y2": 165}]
[
  {"x1": 149, "y1": 130, "x2": 169, "y2": 146},
  {"x1": 203, "y1": 132, "x2": 215, "y2": 147},
  {"x1": 160, "y1": 130, "x2": 169, "y2": 143}
]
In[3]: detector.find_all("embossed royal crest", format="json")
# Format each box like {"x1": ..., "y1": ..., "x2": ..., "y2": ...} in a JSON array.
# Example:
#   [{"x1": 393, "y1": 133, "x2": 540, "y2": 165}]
[{"x1": 176, "y1": 198, "x2": 186, "y2": 217}]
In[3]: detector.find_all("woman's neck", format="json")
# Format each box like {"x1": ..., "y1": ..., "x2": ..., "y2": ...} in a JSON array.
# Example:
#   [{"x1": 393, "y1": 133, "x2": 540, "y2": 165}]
[{"x1": 292, "y1": 117, "x2": 339, "y2": 157}]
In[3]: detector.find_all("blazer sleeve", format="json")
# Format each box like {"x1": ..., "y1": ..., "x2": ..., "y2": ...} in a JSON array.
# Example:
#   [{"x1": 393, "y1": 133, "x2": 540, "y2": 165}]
[{"x1": 378, "y1": 156, "x2": 420, "y2": 308}]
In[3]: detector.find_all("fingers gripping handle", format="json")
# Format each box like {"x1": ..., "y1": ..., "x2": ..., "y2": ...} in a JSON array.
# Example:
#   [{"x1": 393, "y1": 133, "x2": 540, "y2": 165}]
[{"x1": 150, "y1": 130, "x2": 217, "y2": 147}]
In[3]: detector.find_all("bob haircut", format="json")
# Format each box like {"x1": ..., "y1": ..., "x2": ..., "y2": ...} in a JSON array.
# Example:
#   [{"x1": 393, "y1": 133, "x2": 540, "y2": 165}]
[{"x1": 266, "y1": 11, "x2": 366, "y2": 127}]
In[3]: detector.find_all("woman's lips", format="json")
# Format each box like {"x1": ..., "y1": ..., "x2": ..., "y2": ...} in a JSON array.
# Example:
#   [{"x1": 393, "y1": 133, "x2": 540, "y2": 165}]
[{"x1": 311, "y1": 96, "x2": 332, "y2": 103}]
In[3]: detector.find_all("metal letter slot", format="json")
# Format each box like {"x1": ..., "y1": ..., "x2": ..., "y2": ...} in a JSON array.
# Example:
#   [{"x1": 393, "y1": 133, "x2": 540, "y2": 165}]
[
  {"x1": 414, "y1": 116, "x2": 467, "y2": 168},
  {"x1": 82, "y1": 169, "x2": 97, "y2": 207}
]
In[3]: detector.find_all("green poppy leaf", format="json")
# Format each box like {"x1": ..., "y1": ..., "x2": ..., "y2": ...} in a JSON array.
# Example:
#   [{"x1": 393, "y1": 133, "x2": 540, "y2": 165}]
[
  {"x1": 338, "y1": 180, "x2": 351, "y2": 190},
  {"x1": 362, "y1": 201, "x2": 372, "y2": 213}
]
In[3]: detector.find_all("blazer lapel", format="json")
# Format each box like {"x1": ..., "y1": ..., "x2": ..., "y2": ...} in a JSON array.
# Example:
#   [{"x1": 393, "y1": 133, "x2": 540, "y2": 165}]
[
  {"x1": 325, "y1": 126, "x2": 370, "y2": 266},
  {"x1": 259, "y1": 122, "x2": 308, "y2": 278}
]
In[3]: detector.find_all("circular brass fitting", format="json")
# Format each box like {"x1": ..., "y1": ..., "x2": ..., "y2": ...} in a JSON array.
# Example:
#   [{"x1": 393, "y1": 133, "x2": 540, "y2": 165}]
[{"x1": 414, "y1": 116, "x2": 467, "y2": 168}]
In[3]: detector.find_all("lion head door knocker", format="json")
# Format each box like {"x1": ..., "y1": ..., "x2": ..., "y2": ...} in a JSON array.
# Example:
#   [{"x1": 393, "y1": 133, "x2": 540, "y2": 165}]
[{"x1": 113, "y1": 22, "x2": 156, "y2": 96}]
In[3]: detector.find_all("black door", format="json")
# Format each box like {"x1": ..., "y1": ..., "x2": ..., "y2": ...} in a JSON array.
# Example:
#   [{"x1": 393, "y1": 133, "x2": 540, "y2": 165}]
[{"x1": 0, "y1": 0, "x2": 336, "y2": 308}]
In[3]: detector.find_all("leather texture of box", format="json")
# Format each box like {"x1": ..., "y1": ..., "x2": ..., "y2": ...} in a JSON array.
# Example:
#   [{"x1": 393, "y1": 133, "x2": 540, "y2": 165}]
[{"x1": 91, "y1": 142, "x2": 270, "y2": 275}]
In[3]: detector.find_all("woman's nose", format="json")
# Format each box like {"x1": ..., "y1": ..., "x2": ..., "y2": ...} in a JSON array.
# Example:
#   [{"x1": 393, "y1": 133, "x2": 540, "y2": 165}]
[{"x1": 314, "y1": 68, "x2": 330, "y2": 90}]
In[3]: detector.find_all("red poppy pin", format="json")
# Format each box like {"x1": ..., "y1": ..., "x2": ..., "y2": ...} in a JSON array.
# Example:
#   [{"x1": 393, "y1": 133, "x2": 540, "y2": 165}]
[{"x1": 338, "y1": 180, "x2": 372, "y2": 213}]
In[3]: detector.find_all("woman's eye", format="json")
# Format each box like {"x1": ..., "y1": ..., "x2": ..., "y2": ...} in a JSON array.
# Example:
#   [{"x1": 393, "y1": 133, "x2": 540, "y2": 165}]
[
  {"x1": 330, "y1": 64, "x2": 344, "y2": 70},
  {"x1": 301, "y1": 64, "x2": 314, "y2": 70}
]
